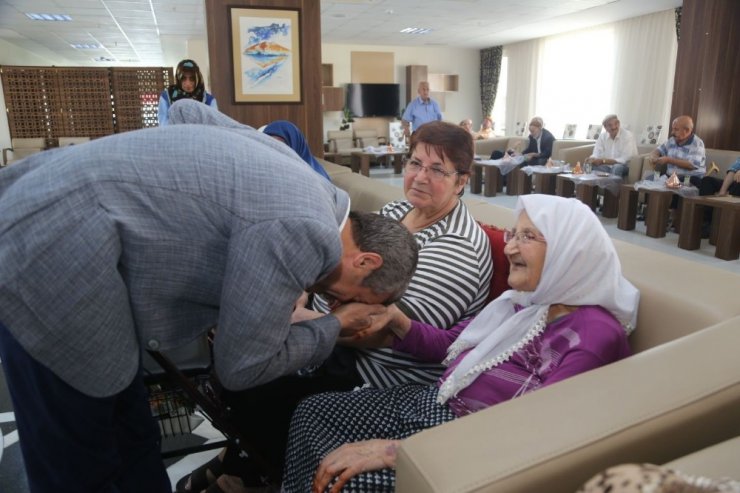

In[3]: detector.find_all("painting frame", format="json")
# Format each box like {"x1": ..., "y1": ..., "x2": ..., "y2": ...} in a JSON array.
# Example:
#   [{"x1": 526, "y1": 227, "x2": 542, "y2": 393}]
[{"x1": 230, "y1": 7, "x2": 302, "y2": 103}]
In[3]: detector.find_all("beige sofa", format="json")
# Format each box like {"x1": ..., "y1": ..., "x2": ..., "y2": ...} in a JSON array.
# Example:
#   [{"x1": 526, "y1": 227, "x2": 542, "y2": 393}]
[
  {"x1": 475, "y1": 137, "x2": 594, "y2": 162},
  {"x1": 560, "y1": 145, "x2": 738, "y2": 184},
  {"x1": 322, "y1": 159, "x2": 740, "y2": 492},
  {"x1": 2, "y1": 137, "x2": 47, "y2": 167},
  {"x1": 559, "y1": 144, "x2": 655, "y2": 184}
]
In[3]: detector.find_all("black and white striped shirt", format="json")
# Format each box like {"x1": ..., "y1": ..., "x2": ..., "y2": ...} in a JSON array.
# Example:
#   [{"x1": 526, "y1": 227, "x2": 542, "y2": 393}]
[{"x1": 313, "y1": 199, "x2": 493, "y2": 387}]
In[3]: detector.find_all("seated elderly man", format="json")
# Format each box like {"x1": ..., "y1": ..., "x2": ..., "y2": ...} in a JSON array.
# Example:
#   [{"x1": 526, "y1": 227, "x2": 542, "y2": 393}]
[
  {"x1": 585, "y1": 114, "x2": 638, "y2": 177},
  {"x1": 647, "y1": 115, "x2": 706, "y2": 229},
  {"x1": 648, "y1": 115, "x2": 706, "y2": 186},
  {"x1": 522, "y1": 117, "x2": 555, "y2": 166}
]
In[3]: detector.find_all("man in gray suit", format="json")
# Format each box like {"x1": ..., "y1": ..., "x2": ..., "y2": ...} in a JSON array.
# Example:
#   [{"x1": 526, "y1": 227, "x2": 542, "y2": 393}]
[{"x1": 0, "y1": 100, "x2": 418, "y2": 493}]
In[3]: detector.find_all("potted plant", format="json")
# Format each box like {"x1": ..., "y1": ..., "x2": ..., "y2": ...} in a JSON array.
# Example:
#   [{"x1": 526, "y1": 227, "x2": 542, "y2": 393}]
[{"x1": 339, "y1": 107, "x2": 355, "y2": 131}]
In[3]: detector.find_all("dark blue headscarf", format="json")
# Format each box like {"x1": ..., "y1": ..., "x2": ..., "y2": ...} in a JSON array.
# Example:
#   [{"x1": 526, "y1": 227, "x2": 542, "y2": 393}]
[{"x1": 263, "y1": 121, "x2": 331, "y2": 182}]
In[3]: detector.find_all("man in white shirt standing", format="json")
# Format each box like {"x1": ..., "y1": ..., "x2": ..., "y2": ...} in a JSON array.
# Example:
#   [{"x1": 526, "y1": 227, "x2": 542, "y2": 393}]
[{"x1": 586, "y1": 114, "x2": 638, "y2": 177}]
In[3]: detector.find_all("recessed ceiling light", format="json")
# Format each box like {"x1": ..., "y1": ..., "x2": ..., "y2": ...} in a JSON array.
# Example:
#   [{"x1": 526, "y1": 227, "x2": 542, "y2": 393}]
[
  {"x1": 400, "y1": 27, "x2": 431, "y2": 35},
  {"x1": 25, "y1": 13, "x2": 72, "y2": 21},
  {"x1": 92, "y1": 56, "x2": 115, "y2": 62},
  {"x1": 71, "y1": 43, "x2": 100, "y2": 50}
]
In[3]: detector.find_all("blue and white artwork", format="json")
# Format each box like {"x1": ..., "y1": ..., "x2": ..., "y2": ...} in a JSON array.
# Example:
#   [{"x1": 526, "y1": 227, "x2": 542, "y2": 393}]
[{"x1": 232, "y1": 8, "x2": 300, "y2": 102}]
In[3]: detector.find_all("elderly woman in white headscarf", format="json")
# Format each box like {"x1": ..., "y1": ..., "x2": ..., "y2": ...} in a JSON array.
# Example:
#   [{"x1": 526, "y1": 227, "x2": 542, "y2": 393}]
[{"x1": 281, "y1": 194, "x2": 640, "y2": 493}]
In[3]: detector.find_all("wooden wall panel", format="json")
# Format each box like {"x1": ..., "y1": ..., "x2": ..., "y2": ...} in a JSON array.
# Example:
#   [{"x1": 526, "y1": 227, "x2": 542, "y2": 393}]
[
  {"x1": 350, "y1": 52, "x2": 394, "y2": 83},
  {"x1": 205, "y1": 0, "x2": 323, "y2": 155},
  {"x1": 671, "y1": 0, "x2": 740, "y2": 150}
]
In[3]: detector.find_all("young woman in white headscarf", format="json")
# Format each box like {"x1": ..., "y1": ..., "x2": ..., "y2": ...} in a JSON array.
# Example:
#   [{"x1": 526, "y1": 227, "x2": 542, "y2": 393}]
[{"x1": 281, "y1": 194, "x2": 640, "y2": 493}]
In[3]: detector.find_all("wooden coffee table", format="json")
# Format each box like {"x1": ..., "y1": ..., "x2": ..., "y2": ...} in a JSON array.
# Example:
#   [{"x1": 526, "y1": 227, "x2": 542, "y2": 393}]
[
  {"x1": 351, "y1": 150, "x2": 407, "y2": 176},
  {"x1": 556, "y1": 174, "x2": 622, "y2": 218},
  {"x1": 618, "y1": 184, "x2": 673, "y2": 237},
  {"x1": 678, "y1": 195, "x2": 740, "y2": 260},
  {"x1": 469, "y1": 159, "x2": 520, "y2": 197}
]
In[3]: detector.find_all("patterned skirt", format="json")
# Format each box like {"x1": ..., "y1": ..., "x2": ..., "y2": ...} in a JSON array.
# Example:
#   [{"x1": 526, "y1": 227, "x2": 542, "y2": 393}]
[{"x1": 282, "y1": 384, "x2": 456, "y2": 492}]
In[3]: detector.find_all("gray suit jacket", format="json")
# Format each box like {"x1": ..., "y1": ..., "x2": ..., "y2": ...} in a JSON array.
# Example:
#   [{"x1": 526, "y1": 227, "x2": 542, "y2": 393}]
[{"x1": 0, "y1": 103, "x2": 349, "y2": 397}]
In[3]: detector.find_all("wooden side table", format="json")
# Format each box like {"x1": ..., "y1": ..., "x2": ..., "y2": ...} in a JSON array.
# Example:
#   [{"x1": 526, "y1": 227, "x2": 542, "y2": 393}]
[
  {"x1": 509, "y1": 168, "x2": 532, "y2": 195},
  {"x1": 575, "y1": 183, "x2": 619, "y2": 218},
  {"x1": 482, "y1": 165, "x2": 504, "y2": 197},
  {"x1": 351, "y1": 151, "x2": 405, "y2": 177},
  {"x1": 533, "y1": 173, "x2": 558, "y2": 195},
  {"x1": 617, "y1": 184, "x2": 673, "y2": 237},
  {"x1": 556, "y1": 175, "x2": 576, "y2": 198},
  {"x1": 678, "y1": 195, "x2": 740, "y2": 260},
  {"x1": 470, "y1": 162, "x2": 483, "y2": 194}
]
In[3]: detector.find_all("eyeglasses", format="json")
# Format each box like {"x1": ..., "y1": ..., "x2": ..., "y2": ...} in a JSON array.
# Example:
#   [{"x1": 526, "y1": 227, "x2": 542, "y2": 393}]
[
  {"x1": 503, "y1": 228, "x2": 546, "y2": 245},
  {"x1": 404, "y1": 158, "x2": 460, "y2": 181}
]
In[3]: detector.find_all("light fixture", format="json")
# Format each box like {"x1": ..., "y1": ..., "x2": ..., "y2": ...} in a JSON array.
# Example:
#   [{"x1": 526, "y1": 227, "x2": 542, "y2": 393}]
[
  {"x1": 400, "y1": 27, "x2": 431, "y2": 35},
  {"x1": 71, "y1": 43, "x2": 100, "y2": 50},
  {"x1": 25, "y1": 13, "x2": 72, "y2": 21}
]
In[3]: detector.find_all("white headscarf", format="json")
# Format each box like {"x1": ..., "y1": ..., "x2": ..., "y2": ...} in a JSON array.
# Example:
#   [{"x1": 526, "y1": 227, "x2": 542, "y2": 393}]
[{"x1": 437, "y1": 195, "x2": 639, "y2": 404}]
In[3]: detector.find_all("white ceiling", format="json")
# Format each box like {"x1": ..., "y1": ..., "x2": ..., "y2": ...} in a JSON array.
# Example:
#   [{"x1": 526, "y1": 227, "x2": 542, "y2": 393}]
[{"x1": 0, "y1": 0, "x2": 682, "y2": 67}]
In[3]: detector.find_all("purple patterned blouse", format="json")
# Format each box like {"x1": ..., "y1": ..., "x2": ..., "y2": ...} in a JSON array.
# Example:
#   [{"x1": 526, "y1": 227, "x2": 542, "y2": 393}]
[{"x1": 392, "y1": 305, "x2": 631, "y2": 417}]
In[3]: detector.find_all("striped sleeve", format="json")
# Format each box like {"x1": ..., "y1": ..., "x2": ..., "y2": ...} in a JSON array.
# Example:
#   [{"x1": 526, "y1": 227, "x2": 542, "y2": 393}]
[{"x1": 356, "y1": 200, "x2": 493, "y2": 388}]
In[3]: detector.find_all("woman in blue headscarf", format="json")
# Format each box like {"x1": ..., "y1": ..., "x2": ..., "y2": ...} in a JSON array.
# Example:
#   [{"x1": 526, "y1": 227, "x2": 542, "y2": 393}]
[{"x1": 263, "y1": 121, "x2": 331, "y2": 181}]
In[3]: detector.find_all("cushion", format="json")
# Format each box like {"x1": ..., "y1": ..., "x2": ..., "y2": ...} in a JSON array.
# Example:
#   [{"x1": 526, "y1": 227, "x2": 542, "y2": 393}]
[{"x1": 478, "y1": 222, "x2": 511, "y2": 302}]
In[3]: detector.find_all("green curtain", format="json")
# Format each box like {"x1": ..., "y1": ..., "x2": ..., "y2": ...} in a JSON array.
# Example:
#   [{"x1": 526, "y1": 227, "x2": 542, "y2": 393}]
[{"x1": 479, "y1": 46, "x2": 503, "y2": 119}]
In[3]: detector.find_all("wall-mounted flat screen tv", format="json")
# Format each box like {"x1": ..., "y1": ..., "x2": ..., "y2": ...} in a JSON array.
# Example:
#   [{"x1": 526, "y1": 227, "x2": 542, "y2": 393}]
[{"x1": 346, "y1": 83, "x2": 400, "y2": 118}]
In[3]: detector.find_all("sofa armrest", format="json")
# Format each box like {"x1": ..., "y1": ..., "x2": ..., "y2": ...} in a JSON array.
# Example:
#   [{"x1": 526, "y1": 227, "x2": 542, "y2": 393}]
[
  {"x1": 396, "y1": 316, "x2": 740, "y2": 493},
  {"x1": 552, "y1": 139, "x2": 595, "y2": 160},
  {"x1": 664, "y1": 436, "x2": 740, "y2": 479},
  {"x1": 628, "y1": 153, "x2": 653, "y2": 183},
  {"x1": 558, "y1": 144, "x2": 594, "y2": 165},
  {"x1": 474, "y1": 137, "x2": 510, "y2": 157}
]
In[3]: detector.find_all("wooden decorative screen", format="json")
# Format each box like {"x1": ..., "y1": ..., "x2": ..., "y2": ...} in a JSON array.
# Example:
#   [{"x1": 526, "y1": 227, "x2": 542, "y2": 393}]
[
  {"x1": 1, "y1": 66, "x2": 173, "y2": 141},
  {"x1": 111, "y1": 67, "x2": 172, "y2": 133},
  {"x1": 55, "y1": 67, "x2": 115, "y2": 138}
]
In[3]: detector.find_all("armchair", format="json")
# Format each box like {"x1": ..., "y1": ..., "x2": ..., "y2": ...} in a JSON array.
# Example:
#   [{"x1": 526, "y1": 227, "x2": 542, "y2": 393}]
[
  {"x1": 2, "y1": 137, "x2": 46, "y2": 167},
  {"x1": 58, "y1": 137, "x2": 91, "y2": 147},
  {"x1": 325, "y1": 130, "x2": 360, "y2": 166},
  {"x1": 354, "y1": 129, "x2": 387, "y2": 148},
  {"x1": 559, "y1": 144, "x2": 654, "y2": 184}
]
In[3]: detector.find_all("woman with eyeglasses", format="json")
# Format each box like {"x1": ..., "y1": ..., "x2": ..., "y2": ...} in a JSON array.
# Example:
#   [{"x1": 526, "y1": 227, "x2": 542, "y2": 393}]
[
  {"x1": 175, "y1": 121, "x2": 493, "y2": 493},
  {"x1": 282, "y1": 194, "x2": 639, "y2": 493},
  {"x1": 311, "y1": 120, "x2": 493, "y2": 388}
]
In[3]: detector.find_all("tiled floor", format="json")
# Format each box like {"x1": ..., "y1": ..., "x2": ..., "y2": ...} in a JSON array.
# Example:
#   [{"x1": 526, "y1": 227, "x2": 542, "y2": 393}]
[
  {"x1": 1, "y1": 164, "x2": 737, "y2": 492},
  {"x1": 0, "y1": 361, "x2": 225, "y2": 492}
]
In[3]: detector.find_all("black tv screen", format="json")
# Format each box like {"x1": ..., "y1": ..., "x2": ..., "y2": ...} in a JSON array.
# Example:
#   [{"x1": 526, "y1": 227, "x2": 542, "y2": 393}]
[{"x1": 346, "y1": 83, "x2": 400, "y2": 118}]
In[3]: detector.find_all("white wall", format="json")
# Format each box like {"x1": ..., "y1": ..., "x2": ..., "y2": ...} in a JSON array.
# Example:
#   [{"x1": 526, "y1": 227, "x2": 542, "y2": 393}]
[{"x1": 321, "y1": 43, "x2": 480, "y2": 142}]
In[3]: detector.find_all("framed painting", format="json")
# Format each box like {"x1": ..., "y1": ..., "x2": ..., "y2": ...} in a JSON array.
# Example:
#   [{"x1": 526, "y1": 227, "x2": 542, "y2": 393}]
[
  {"x1": 230, "y1": 7, "x2": 301, "y2": 103},
  {"x1": 587, "y1": 124, "x2": 602, "y2": 140}
]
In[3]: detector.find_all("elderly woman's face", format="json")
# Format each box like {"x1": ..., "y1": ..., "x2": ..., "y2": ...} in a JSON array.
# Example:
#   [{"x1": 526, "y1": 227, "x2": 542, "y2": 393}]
[
  {"x1": 504, "y1": 211, "x2": 546, "y2": 292},
  {"x1": 403, "y1": 144, "x2": 465, "y2": 214}
]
